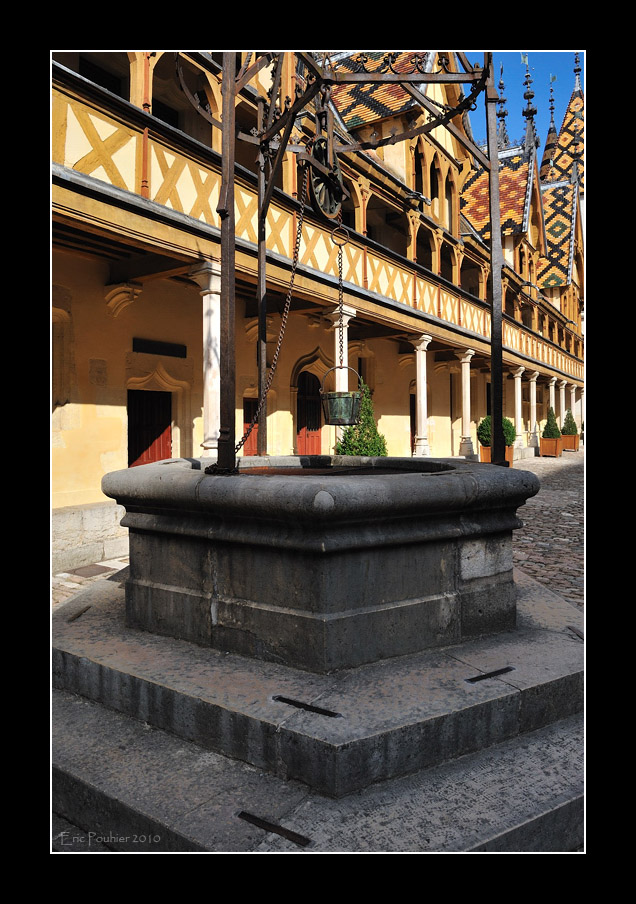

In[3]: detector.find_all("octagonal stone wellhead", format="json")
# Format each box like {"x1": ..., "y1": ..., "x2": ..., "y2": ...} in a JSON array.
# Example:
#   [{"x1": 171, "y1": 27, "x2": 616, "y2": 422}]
[{"x1": 102, "y1": 455, "x2": 540, "y2": 673}]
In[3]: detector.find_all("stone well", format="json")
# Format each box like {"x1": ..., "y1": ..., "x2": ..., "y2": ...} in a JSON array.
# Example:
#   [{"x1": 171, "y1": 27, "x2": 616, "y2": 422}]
[{"x1": 102, "y1": 456, "x2": 539, "y2": 673}]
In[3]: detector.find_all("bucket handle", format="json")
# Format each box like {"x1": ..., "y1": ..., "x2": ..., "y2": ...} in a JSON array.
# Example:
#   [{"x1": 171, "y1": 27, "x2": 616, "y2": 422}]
[{"x1": 320, "y1": 365, "x2": 362, "y2": 394}]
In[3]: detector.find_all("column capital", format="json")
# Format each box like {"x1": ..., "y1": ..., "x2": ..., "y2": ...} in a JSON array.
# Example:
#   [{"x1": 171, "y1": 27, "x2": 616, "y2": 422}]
[
  {"x1": 527, "y1": 371, "x2": 539, "y2": 383},
  {"x1": 189, "y1": 259, "x2": 222, "y2": 293},
  {"x1": 548, "y1": 376, "x2": 558, "y2": 387},
  {"x1": 324, "y1": 304, "x2": 356, "y2": 328},
  {"x1": 512, "y1": 366, "x2": 525, "y2": 378},
  {"x1": 412, "y1": 333, "x2": 433, "y2": 352},
  {"x1": 454, "y1": 347, "x2": 475, "y2": 364}
]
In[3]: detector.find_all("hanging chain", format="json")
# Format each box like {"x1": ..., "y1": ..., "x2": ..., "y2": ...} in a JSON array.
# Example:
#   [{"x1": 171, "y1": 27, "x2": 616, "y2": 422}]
[
  {"x1": 331, "y1": 212, "x2": 349, "y2": 371},
  {"x1": 234, "y1": 165, "x2": 309, "y2": 455}
]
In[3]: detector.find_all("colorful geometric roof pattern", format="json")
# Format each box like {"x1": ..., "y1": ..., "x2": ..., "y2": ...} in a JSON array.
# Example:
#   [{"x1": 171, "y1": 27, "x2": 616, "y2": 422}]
[
  {"x1": 330, "y1": 52, "x2": 430, "y2": 129},
  {"x1": 460, "y1": 150, "x2": 532, "y2": 241},
  {"x1": 543, "y1": 85, "x2": 584, "y2": 190},
  {"x1": 540, "y1": 116, "x2": 559, "y2": 181},
  {"x1": 537, "y1": 182, "x2": 577, "y2": 287}
]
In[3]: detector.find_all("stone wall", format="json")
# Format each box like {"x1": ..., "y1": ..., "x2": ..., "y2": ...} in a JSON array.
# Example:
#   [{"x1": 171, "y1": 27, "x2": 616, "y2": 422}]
[{"x1": 52, "y1": 501, "x2": 128, "y2": 573}]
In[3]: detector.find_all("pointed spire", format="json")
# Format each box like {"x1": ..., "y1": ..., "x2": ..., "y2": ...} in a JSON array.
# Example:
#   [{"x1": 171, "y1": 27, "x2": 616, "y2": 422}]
[
  {"x1": 574, "y1": 52, "x2": 582, "y2": 91},
  {"x1": 540, "y1": 77, "x2": 559, "y2": 180},
  {"x1": 496, "y1": 63, "x2": 510, "y2": 149},
  {"x1": 521, "y1": 56, "x2": 539, "y2": 152}
]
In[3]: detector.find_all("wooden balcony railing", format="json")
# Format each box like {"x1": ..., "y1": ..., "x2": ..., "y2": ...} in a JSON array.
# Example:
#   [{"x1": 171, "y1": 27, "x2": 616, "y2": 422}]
[{"x1": 52, "y1": 81, "x2": 583, "y2": 382}]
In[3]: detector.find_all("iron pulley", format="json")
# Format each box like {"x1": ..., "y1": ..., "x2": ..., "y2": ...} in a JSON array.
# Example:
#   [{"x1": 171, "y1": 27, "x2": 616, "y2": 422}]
[{"x1": 309, "y1": 136, "x2": 345, "y2": 220}]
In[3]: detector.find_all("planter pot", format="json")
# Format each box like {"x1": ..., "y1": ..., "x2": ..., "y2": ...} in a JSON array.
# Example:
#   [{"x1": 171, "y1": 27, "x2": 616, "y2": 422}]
[
  {"x1": 562, "y1": 434, "x2": 580, "y2": 452},
  {"x1": 540, "y1": 437, "x2": 563, "y2": 457},
  {"x1": 479, "y1": 445, "x2": 514, "y2": 466}
]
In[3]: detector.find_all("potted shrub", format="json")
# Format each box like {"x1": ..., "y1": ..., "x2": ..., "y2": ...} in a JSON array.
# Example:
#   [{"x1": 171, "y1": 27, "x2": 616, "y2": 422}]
[
  {"x1": 561, "y1": 408, "x2": 580, "y2": 451},
  {"x1": 335, "y1": 383, "x2": 388, "y2": 456},
  {"x1": 540, "y1": 407, "x2": 563, "y2": 457},
  {"x1": 476, "y1": 415, "x2": 516, "y2": 466}
]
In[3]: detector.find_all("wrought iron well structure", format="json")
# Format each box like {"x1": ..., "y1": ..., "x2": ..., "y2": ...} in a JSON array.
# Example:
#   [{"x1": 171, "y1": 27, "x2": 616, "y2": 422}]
[{"x1": 180, "y1": 51, "x2": 508, "y2": 471}]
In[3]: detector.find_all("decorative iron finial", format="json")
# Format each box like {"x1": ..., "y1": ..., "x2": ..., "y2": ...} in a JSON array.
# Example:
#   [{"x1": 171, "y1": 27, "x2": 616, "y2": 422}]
[
  {"x1": 574, "y1": 52, "x2": 582, "y2": 91},
  {"x1": 549, "y1": 77, "x2": 556, "y2": 125},
  {"x1": 497, "y1": 64, "x2": 510, "y2": 149},
  {"x1": 521, "y1": 55, "x2": 539, "y2": 149}
]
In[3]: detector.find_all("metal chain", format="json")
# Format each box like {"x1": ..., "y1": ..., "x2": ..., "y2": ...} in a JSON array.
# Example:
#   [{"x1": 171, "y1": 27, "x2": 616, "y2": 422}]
[
  {"x1": 330, "y1": 211, "x2": 349, "y2": 372},
  {"x1": 234, "y1": 166, "x2": 309, "y2": 454},
  {"x1": 337, "y1": 211, "x2": 344, "y2": 368}
]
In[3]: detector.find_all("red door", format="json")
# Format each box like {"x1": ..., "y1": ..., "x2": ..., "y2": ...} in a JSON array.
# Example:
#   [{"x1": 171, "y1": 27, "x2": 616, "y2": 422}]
[
  {"x1": 297, "y1": 371, "x2": 322, "y2": 454},
  {"x1": 128, "y1": 390, "x2": 172, "y2": 467},
  {"x1": 242, "y1": 398, "x2": 259, "y2": 456}
]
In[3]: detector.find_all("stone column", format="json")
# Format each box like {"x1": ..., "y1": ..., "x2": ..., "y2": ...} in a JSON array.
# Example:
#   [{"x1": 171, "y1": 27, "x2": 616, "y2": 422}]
[
  {"x1": 558, "y1": 379, "x2": 567, "y2": 428},
  {"x1": 456, "y1": 348, "x2": 475, "y2": 457},
  {"x1": 325, "y1": 304, "x2": 356, "y2": 443},
  {"x1": 325, "y1": 304, "x2": 356, "y2": 391},
  {"x1": 412, "y1": 334, "x2": 432, "y2": 456},
  {"x1": 569, "y1": 383, "x2": 577, "y2": 421},
  {"x1": 190, "y1": 260, "x2": 222, "y2": 457},
  {"x1": 548, "y1": 376, "x2": 557, "y2": 416},
  {"x1": 528, "y1": 371, "x2": 539, "y2": 449},
  {"x1": 513, "y1": 366, "x2": 525, "y2": 448}
]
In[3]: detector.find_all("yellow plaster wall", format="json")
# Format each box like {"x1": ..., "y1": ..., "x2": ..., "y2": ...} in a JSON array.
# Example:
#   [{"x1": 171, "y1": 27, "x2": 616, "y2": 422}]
[{"x1": 52, "y1": 252, "x2": 204, "y2": 509}]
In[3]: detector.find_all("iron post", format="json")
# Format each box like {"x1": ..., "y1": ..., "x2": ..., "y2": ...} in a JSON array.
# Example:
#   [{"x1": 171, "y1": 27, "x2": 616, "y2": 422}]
[
  {"x1": 485, "y1": 54, "x2": 506, "y2": 466},
  {"x1": 217, "y1": 52, "x2": 237, "y2": 471}
]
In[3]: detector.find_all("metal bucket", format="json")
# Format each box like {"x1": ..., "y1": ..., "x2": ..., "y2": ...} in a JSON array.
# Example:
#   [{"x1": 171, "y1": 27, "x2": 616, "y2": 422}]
[{"x1": 320, "y1": 366, "x2": 362, "y2": 426}]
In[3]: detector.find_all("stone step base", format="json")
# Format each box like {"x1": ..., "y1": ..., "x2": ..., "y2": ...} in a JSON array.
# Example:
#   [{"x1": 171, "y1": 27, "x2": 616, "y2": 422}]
[
  {"x1": 52, "y1": 688, "x2": 583, "y2": 853},
  {"x1": 52, "y1": 570, "x2": 583, "y2": 799}
]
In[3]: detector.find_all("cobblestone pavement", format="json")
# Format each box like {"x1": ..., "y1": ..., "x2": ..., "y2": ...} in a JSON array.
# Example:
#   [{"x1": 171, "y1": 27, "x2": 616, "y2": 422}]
[
  {"x1": 51, "y1": 449, "x2": 584, "y2": 612},
  {"x1": 512, "y1": 448, "x2": 585, "y2": 610}
]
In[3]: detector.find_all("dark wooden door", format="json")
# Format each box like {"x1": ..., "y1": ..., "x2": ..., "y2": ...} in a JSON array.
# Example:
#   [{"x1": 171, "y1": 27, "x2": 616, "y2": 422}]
[
  {"x1": 128, "y1": 390, "x2": 172, "y2": 467},
  {"x1": 297, "y1": 371, "x2": 322, "y2": 454}
]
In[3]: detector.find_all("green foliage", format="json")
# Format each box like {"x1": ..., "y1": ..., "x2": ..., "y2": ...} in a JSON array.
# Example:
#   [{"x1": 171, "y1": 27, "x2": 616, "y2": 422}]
[
  {"x1": 502, "y1": 416, "x2": 517, "y2": 446},
  {"x1": 335, "y1": 383, "x2": 388, "y2": 456},
  {"x1": 542, "y1": 407, "x2": 561, "y2": 439},
  {"x1": 561, "y1": 409, "x2": 578, "y2": 436},
  {"x1": 477, "y1": 415, "x2": 516, "y2": 447}
]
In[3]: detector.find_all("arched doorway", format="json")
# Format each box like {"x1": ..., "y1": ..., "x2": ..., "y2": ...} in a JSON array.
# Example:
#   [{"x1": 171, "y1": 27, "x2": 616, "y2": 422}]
[{"x1": 297, "y1": 371, "x2": 322, "y2": 454}]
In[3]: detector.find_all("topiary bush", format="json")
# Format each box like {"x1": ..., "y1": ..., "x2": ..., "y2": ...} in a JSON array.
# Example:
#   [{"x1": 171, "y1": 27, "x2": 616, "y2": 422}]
[
  {"x1": 542, "y1": 406, "x2": 561, "y2": 439},
  {"x1": 561, "y1": 409, "x2": 578, "y2": 436},
  {"x1": 335, "y1": 382, "x2": 388, "y2": 456},
  {"x1": 477, "y1": 415, "x2": 516, "y2": 447}
]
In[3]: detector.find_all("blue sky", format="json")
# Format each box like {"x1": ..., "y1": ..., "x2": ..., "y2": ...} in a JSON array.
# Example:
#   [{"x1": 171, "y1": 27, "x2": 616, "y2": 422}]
[{"x1": 468, "y1": 50, "x2": 584, "y2": 151}]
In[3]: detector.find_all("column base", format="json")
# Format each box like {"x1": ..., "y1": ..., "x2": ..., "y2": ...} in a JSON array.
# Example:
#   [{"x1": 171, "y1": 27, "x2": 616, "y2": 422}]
[{"x1": 413, "y1": 437, "x2": 431, "y2": 456}]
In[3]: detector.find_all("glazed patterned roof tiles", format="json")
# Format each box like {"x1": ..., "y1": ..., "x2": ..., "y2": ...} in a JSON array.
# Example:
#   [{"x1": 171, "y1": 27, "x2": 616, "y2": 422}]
[
  {"x1": 538, "y1": 182, "x2": 576, "y2": 287},
  {"x1": 461, "y1": 151, "x2": 530, "y2": 241},
  {"x1": 330, "y1": 52, "x2": 427, "y2": 128},
  {"x1": 540, "y1": 120, "x2": 559, "y2": 180},
  {"x1": 544, "y1": 89, "x2": 584, "y2": 190}
]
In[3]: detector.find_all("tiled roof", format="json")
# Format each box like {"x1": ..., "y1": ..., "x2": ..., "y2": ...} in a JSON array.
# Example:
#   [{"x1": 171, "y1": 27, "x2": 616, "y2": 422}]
[
  {"x1": 330, "y1": 52, "x2": 430, "y2": 129},
  {"x1": 540, "y1": 118, "x2": 559, "y2": 181},
  {"x1": 538, "y1": 182, "x2": 577, "y2": 287},
  {"x1": 543, "y1": 87, "x2": 584, "y2": 190},
  {"x1": 461, "y1": 149, "x2": 531, "y2": 241}
]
